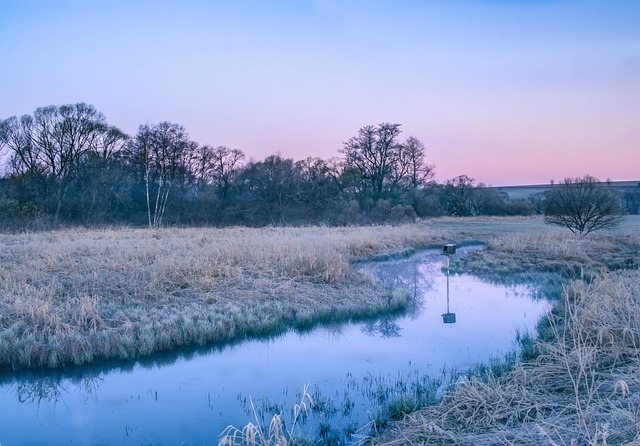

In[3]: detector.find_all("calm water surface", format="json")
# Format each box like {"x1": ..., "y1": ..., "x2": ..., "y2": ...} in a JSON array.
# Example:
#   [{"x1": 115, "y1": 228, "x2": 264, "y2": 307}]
[{"x1": 0, "y1": 247, "x2": 552, "y2": 445}]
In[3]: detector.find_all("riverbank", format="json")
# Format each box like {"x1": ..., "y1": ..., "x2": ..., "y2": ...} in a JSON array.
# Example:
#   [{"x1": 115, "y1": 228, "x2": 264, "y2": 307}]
[
  {"x1": 0, "y1": 223, "x2": 462, "y2": 370},
  {"x1": 369, "y1": 218, "x2": 639, "y2": 445}
]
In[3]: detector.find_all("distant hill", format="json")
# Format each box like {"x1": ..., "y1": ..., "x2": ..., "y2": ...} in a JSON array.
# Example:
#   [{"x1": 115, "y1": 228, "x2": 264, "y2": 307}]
[{"x1": 491, "y1": 180, "x2": 640, "y2": 201}]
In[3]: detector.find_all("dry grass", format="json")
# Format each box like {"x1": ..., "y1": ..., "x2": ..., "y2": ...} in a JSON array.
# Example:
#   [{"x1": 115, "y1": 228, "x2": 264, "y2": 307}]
[
  {"x1": 220, "y1": 386, "x2": 315, "y2": 446},
  {"x1": 0, "y1": 224, "x2": 461, "y2": 369},
  {"x1": 1, "y1": 216, "x2": 637, "y2": 376},
  {"x1": 453, "y1": 227, "x2": 640, "y2": 285}
]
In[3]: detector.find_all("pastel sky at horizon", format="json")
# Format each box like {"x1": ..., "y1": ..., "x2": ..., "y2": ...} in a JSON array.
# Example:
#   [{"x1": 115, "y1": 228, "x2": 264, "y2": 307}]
[{"x1": 1, "y1": 0, "x2": 638, "y2": 186}]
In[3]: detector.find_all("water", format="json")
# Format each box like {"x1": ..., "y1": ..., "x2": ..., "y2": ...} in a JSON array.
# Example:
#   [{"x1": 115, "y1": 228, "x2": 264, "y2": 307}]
[{"x1": 0, "y1": 247, "x2": 552, "y2": 445}]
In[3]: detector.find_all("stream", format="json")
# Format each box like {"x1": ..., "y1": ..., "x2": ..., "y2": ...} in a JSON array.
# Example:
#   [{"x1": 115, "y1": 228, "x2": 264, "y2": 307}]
[{"x1": 0, "y1": 246, "x2": 553, "y2": 445}]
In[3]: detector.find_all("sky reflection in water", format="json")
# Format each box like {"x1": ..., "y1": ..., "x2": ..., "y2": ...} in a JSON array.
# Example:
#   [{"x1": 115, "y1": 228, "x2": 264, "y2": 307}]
[{"x1": 0, "y1": 247, "x2": 552, "y2": 445}]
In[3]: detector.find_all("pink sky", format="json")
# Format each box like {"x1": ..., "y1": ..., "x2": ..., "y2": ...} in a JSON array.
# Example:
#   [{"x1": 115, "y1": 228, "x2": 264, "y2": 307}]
[{"x1": 1, "y1": 0, "x2": 638, "y2": 186}]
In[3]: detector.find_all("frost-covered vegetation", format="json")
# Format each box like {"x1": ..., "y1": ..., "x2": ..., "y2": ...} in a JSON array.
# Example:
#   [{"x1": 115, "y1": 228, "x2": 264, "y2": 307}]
[{"x1": 0, "y1": 224, "x2": 456, "y2": 369}]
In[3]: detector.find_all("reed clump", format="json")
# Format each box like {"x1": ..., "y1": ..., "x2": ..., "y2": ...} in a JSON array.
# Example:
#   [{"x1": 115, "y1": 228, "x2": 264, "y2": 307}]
[
  {"x1": 453, "y1": 230, "x2": 640, "y2": 283},
  {"x1": 370, "y1": 269, "x2": 640, "y2": 446}
]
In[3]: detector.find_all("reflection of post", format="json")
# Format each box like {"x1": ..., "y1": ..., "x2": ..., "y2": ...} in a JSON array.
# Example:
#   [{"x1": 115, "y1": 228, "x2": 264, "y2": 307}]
[
  {"x1": 441, "y1": 244, "x2": 456, "y2": 324},
  {"x1": 446, "y1": 254, "x2": 450, "y2": 314}
]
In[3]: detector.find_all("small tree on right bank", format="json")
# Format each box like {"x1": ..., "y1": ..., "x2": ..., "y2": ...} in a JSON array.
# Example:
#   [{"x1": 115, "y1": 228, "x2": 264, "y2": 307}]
[{"x1": 544, "y1": 174, "x2": 625, "y2": 236}]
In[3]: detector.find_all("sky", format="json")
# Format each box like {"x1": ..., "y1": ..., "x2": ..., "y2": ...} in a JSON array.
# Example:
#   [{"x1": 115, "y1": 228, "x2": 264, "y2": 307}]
[{"x1": 0, "y1": 0, "x2": 638, "y2": 186}]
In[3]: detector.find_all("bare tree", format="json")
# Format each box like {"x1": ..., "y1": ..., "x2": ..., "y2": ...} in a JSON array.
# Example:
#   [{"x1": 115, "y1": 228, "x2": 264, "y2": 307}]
[
  {"x1": 544, "y1": 175, "x2": 625, "y2": 236},
  {"x1": 95, "y1": 125, "x2": 129, "y2": 160},
  {"x1": 0, "y1": 103, "x2": 112, "y2": 219},
  {"x1": 440, "y1": 175, "x2": 478, "y2": 216},
  {"x1": 622, "y1": 186, "x2": 640, "y2": 215},
  {"x1": 1, "y1": 115, "x2": 44, "y2": 177},
  {"x1": 396, "y1": 136, "x2": 435, "y2": 189},
  {"x1": 340, "y1": 123, "x2": 403, "y2": 206},
  {"x1": 296, "y1": 157, "x2": 342, "y2": 220},
  {"x1": 340, "y1": 124, "x2": 434, "y2": 209},
  {"x1": 128, "y1": 122, "x2": 194, "y2": 227},
  {"x1": 529, "y1": 191, "x2": 546, "y2": 215},
  {"x1": 208, "y1": 146, "x2": 245, "y2": 201},
  {"x1": 238, "y1": 154, "x2": 301, "y2": 226}
]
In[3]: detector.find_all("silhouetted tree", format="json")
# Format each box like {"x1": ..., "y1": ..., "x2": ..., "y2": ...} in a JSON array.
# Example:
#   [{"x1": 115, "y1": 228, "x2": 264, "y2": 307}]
[
  {"x1": 208, "y1": 146, "x2": 245, "y2": 202},
  {"x1": 529, "y1": 191, "x2": 546, "y2": 215},
  {"x1": 440, "y1": 175, "x2": 478, "y2": 216},
  {"x1": 296, "y1": 157, "x2": 342, "y2": 222},
  {"x1": 340, "y1": 124, "x2": 432, "y2": 214},
  {"x1": 127, "y1": 122, "x2": 195, "y2": 227},
  {"x1": 622, "y1": 185, "x2": 640, "y2": 215},
  {"x1": 0, "y1": 103, "x2": 119, "y2": 221},
  {"x1": 340, "y1": 123, "x2": 402, "y2": 207},
  {"x1": 396, "y1": 136, "x2": 435, "y2": 189},
  {"x1": 237, "y1": 155, "x2": 301, "y2": 226},
  {"x1": 544, "y1": 175, "x2": 625, "y2": 235}
]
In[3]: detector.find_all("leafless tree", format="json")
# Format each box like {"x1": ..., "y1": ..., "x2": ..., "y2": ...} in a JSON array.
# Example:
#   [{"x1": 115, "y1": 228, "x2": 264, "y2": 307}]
[
  {"x1": 188, "y1": 145, "x2": 245, "y2": 203},
  {"x1": 208, "y1": 146, "x2": 245, "y2": 201},
  {"x1": 238, "y1": 154, "x2": 301, "y2": 226},
  {"x1": 544, "y1": 175, "x2": 625, "y2": 236},
  {"x1": 440, "y1": 175, "x2": 478, "y2": 216},
  {"x1": 128, "y1": 122, "x2": 194, "y2": 227},
  {"x1": 396, "y1": 136, "x2": 435, "y2": 189},
  {"x1": 0, "y1": 103, "x2": 112, "y2": 219},
  {"x1": 340, "y1": 123, "x2": 401, "y2": 205}
]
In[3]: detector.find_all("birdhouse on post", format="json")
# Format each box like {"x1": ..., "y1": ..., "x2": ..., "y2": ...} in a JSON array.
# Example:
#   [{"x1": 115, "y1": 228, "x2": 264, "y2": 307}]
[
  {"x1": 442, "y1": 312, "x2": 456, "y2": 324},
  {"x1": 442, "y1": 244, "x2": 456, "y2": 255}
]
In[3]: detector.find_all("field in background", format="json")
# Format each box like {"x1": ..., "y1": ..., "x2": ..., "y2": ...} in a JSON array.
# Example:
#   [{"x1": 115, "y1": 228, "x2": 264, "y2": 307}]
[{"x1": 493, "y1": 180, "x2": 639, "y2": 201}]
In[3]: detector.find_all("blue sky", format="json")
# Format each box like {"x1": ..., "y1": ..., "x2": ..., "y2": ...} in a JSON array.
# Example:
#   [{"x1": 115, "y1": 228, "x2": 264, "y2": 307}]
[{"x1": 1, "y1": 0, "x2": 638, "y2": 185}]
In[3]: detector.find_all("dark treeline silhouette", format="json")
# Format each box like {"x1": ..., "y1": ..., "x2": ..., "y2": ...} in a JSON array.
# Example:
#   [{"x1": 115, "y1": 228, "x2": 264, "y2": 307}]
[{"x1": 2, "y1": 103, "x2": 611, "y2": 230}]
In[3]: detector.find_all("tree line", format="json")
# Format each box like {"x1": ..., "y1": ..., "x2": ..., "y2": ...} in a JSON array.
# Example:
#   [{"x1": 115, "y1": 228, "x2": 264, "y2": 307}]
[{"x1": 0, "y1": 103, "x2": 635, "y2": 229}]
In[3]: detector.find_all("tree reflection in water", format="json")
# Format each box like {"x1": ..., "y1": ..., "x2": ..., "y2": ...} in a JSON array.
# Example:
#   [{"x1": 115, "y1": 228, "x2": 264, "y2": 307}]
[
  {"x1": 14, "y1": 374, "x2": 103, "y2": 405},
  {"x1": 361, "y1": 317, "x2": 402, "y2": 338}
]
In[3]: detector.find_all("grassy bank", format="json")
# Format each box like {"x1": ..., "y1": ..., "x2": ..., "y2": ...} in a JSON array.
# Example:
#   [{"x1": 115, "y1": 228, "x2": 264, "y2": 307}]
[
  {"x1": 1, "y1": 224, "x2": 463, "y2": 370},
  {"x1": 367, "y1": 218, "x2": 640, "y2": 446}
]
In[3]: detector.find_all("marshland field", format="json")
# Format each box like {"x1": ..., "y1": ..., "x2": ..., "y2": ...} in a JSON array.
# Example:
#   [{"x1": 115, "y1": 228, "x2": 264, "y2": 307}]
[{"x1": 0, "y1": 215, "x2": 639, "y2": 445}]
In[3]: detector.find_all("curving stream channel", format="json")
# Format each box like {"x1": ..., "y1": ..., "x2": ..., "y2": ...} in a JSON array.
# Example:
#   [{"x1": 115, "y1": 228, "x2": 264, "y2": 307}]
[{"x1": 0, "y1": 246, "x2": 552, "y2": 445}]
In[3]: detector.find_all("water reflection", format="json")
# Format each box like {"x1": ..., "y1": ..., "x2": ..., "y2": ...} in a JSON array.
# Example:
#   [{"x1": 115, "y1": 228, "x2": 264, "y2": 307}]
[
  {"x1": 361, "y1": 317, "x2": 402, "y2": 338},
  {"x1": 442, "y1": 245, "x2": 456, "y2": 324},
  {"x1": 14, "y1": 375, "x2": 103, "y2": 405},
  {"x1": 0, "y1": 245, "x2": 552, "y2": 445},
  {"x1": 359, "y1": 244, "x2": 481, "y2": 324}
]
